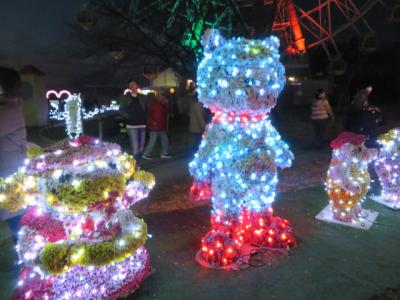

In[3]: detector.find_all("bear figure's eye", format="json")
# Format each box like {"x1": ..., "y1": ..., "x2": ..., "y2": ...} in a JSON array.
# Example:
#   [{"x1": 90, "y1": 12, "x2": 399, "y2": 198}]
[{"x1": 245, "y1": 78, "x2": 254, "y2": 87}]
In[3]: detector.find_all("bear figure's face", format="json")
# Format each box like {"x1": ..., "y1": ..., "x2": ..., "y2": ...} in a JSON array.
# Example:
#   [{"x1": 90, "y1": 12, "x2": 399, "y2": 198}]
[{"x1": 196, "y1": 29, "x2": 285, "y2": 114}]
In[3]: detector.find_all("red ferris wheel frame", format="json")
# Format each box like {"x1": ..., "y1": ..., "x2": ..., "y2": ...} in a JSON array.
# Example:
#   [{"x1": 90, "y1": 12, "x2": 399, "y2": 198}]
[{"x1": 272, "y1": 0, "x2": 391, "y2": 59}]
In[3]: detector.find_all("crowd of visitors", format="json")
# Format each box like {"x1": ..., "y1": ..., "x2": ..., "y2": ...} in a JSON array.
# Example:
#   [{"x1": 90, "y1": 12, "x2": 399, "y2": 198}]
[
  {"x1": 310, "y1": 85, "x2": 384, "y2": 149},
  {"x1": 0, "y1": 66, "x2": 386, "y2": 176},
  {"x1": 119, "y1": 82, "x2": 211, "y2": 159}
]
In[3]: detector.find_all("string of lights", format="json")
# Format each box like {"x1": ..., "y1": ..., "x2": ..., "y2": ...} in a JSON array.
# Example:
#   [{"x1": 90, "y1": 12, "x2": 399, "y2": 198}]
[{"x1": 48, "y1": 93, "x2": 120, "y2": 139}]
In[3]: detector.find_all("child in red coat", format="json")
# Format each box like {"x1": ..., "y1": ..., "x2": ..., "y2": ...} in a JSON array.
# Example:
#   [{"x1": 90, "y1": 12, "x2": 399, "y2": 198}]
[{"x1": 142, "y1": 92, "x2": 172, "y2": 159}]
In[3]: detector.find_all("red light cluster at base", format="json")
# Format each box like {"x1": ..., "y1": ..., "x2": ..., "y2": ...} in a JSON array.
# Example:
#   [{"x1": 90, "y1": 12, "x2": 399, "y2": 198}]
[
  {"x1": 197, "y1": 208, "x2": 296, "y2": 269},
  {"x1": 189, "y1": 180, "x2": 213, "y2": 201}
]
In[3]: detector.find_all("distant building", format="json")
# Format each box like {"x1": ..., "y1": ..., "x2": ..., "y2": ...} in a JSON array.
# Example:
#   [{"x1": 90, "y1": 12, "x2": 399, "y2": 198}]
[
  {"x1": 150, "y1": 67, "x2": 179, "y2": 90},
  {"x1": 281, "y1": 55, "x2": 330, "y2": 107}
]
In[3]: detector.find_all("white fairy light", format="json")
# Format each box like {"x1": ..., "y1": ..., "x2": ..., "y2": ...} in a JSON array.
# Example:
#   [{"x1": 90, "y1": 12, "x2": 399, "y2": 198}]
[{"x1": 49, "y1": 93, "x2": 119, "y2": 139}]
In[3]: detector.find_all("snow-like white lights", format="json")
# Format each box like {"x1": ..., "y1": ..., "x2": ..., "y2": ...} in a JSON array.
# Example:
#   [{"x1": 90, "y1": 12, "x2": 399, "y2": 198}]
[
  {"x1": 52, "y1": 169, "x2": 63, "y2": 179},
  {"x1": 71, "y1": 179, "x2": 81, "y2": 188},
  {"x1": 217, "y1": 79, "x2": 229, "y2": 88},
  {"x1": 375, "y1": 128, "x2": 400, "y2": 203},
  {"x1": 189, "y1": 112, "x2": 293, "y2": 214},
  {"x1": 196, "y1": 29, "x2": 285, "y2": 114}
]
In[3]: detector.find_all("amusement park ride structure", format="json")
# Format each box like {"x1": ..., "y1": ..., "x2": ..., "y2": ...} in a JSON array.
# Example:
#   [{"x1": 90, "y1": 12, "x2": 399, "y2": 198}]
[
  {"x1": 269, "y1": 0, "x2": 398, "y2": 75},
  {"x1": 77, "y1": 0, "x2": 399, "y2": 76},
  {"x1": 235, "y1": 0, "x2": 398, "y2": 75}
]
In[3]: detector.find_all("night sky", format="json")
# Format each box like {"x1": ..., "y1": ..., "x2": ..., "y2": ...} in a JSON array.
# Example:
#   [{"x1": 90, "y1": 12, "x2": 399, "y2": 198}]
[
  {"x1": 0, "y1": 0, "x2": 94, "y2": 87},
  {"x1": 0, "y1": 0, "x2": 398, "y2": 87}
]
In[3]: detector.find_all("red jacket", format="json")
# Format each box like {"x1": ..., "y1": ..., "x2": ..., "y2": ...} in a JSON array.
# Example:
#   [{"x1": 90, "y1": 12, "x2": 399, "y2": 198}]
[{"x1": 147, "y1": 100, "x2": 169, "y2": 131}]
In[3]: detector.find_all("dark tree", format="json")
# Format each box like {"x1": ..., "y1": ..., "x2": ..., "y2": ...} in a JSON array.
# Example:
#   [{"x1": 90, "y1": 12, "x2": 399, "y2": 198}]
[{"x1": 72, "y1": 0, "x2": 249, "y2": 81}]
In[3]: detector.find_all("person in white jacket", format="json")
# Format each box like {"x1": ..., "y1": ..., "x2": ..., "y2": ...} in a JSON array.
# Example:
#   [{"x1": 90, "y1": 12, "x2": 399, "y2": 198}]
[{"x1": 0, "y1": 67, "x2": 27, "y2": 242}]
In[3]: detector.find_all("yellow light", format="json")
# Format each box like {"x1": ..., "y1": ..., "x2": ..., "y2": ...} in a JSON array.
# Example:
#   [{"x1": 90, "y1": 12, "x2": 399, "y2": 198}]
[
  {"x1": 71, "y1": 248, "x2": 85, "y2": 263},
  {"x1": 169, "y1": 88, "x2": 175, "y2": 94},
  {"x1": 47, "y1": 194, "x2": 57, "y2": 205}
]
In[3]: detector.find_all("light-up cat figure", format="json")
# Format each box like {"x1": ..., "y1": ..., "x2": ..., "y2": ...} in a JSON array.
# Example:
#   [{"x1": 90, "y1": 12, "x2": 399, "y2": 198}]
[{"x1": 189, "y1": 29, "x2": 296, "y2": 268}]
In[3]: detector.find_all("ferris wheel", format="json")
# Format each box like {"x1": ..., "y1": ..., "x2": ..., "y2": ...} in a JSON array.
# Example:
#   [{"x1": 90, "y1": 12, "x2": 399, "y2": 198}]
[
  {"x1": 76, "y1": 0, "x2": 399, "y2": 76},
  {"x1": 76, "y1": 1, "x2": 235, "y2": 59},
  {"x1": 235, "y1": 0, "x2": 399, "y2": 75},
  {"x1": 274, "y1": 0, "x2": 398, "y2": 75}
]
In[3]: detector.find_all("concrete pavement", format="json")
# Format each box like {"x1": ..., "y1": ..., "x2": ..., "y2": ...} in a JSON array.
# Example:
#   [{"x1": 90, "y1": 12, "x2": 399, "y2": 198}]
[{"x1": 1, "y1": 108, "x2": 400, "y2": 299}]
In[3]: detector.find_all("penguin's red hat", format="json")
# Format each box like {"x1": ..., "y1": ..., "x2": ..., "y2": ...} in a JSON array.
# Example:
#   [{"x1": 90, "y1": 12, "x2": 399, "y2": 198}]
[{"x1": 330, "y1": 132, "x2": 366, "y2": 149}]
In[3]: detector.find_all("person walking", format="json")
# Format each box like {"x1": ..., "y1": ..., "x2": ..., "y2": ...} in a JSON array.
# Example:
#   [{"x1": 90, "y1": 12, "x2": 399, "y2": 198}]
[
  {"x1": 123, "y1": 80, "x2": 147, "y2": 158},
  {"x1": 344, "y1": 85, "x2": 383, "y2": 146},
  {"x1": 0, "y1": 66, "x2": 27, "y2": 242},
  {"x1": 189, "y1": 94, "x2": 205, "y2": 152},
  {"x1": 344, "y1": 86, "x2": 371, "y2": 133},
  {"x1": 142, "y1": 92, "x2": 171, "y2": 159},
  {"x1": 310, "y1": 88, "x2": 335, "y2": 148}
]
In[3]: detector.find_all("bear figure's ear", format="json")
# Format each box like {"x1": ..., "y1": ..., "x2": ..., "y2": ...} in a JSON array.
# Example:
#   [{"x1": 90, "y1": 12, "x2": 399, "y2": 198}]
[
  {"x1": 201, "y1": 28, "x2": 225, "y2": 51},
  {"x1": 264, "y1": 35, "x2": 280, "y2": 51}
]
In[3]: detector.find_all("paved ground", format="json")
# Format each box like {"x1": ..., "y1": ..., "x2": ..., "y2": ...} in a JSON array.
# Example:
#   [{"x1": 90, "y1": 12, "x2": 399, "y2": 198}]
[
  {"x1": 1, "y1": 106, "x2": 399, "y2": 299},
  {"x1": 2, "y1": 186, "x2": 400, "y2": 300},
  {"x1": 133, "y1": 189, "x2": 400, "y2": 300}
]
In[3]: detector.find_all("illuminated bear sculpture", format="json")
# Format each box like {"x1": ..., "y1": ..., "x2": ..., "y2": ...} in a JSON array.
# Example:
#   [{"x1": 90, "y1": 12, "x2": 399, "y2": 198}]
[{"x1": 189, "y1": 29, "x2": 296, "y2": 269}]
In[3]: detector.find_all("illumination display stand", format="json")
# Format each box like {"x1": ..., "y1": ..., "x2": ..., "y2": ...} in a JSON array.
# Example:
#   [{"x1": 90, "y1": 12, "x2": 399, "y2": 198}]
[
  {"x1": 370, "y1": 128, "x2": 400, "y2": 210},
  {"x1": 47, "y1": 90, "x2": 120, "y2": 139},
  {"x1": 316, "y1": 132, "x2": 379, "y2": 230},
  {"x1": 189, "y1": 29, "x2": 296, "y2": 269},
  {"x1": 0, "y1": 135, "x2": 155, "y2": 299}
]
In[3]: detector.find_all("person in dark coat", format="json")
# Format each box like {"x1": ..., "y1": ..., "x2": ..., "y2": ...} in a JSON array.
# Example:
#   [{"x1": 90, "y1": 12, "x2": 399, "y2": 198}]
[
  {"x1": 189, "y1": 95, "x2": 205, "y2": 152},
  {"x1": 344, "y1": 86, "x2": 383, "y2": 147},
  {"x1": 344, "y1": 86, "x2": 370, "y2": 132},
  {"x1": 142, "y1": 92, "x2": 171, "y2": 159},
  {"x1": 358, "y1": 106, "x2": 383, "y2": 147},
  {"x1": 122, "y1": 80, "x2": 147, "y2": 157},
  {"x1": 0, "y1": 66, "x2": 27, "y2": 242}
]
